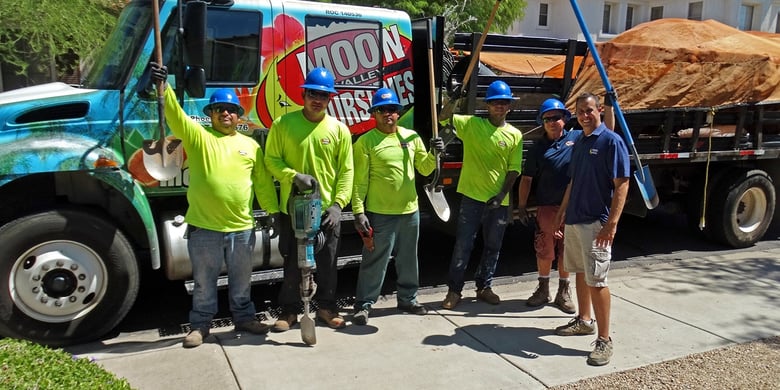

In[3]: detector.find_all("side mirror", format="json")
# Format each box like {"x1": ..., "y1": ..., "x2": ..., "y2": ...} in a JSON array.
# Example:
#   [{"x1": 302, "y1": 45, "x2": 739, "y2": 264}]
[
  {"x1": 182, "y1": 1, "x2": 207, "y2": 96},
  {"x1": 184, "y1": 66, "x2": 206, "y2": 98}
]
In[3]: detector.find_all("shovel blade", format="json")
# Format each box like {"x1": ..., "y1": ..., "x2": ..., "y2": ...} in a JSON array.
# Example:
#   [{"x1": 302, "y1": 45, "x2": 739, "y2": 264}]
[
  {"x1": 634, "y1": 165, "x2": 659, "y2": 210},
  {"x1": 300, "y1": 313, "x2": 317, "y2": 345},
  {"x1": 424, "y1": 183, "x2": 450, "y2": 222},
  {"x1": 142, "y1": 138, "x2": 183, "y2": 181}
]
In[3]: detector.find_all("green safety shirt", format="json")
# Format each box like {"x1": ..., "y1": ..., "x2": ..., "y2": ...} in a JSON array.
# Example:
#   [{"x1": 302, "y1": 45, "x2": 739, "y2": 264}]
[
  {"x1": 352, "y1": 126, "x2": 436, "y2": 215},
  {"x1": 450, "y1": 114, "x2": 523, "y2": 205},
  {"x1": 163, "y1": 85, "x2": 279, "y2": 232},
  {"x1": 264, "y1": 110, "x2": 354, "y2": 214}
]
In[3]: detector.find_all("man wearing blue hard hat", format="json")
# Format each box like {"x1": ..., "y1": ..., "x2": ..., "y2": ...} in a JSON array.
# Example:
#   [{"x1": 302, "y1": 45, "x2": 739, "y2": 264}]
[
  {"x1": 265, "y1": 67, "x2": 354, "y2": 331},
  {"x1": 350, "y1": 88, "x2": 444, "y2": 326},
  {"x1": 150, "y1": 62, "x2": 280, "y2": 348},
  {"x1": 439, "y1": 80, "x2": 523, "y2": 310}
]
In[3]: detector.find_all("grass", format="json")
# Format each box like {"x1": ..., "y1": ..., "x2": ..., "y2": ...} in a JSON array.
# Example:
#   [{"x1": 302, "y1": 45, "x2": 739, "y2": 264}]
[{"x1": 0, "y1": 338, "x2": 132, "y2": 389}]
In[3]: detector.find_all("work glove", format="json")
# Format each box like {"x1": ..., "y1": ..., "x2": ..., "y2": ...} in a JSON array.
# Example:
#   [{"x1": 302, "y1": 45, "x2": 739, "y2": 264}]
[
  {"x1": 604, "y1": 90, "x2": 617, "y2": 107},
  {"x1": 516, "y1": 207, "x2": 531, "y2": 226},
  {"x1": 293, "y1": 173, "x2": 317, "y2": 192},
  {"x1": 322, "y1": 204, "x2": 342, "y2": 230},
  {"x1": 150, "y1": 62, "x2": 168, "y2": 84},
  {"x1": 353, "y1": 213, "x2": 371, "y2": 234},
  {"x1": 269, "y1": 212, "x2": 280, "y2": 239},
  {"x1": 429, "y1": 137, "x2": 445, "y2": 153},
  {"x1": 486, "y1": 192, "x2": 506, "y2": 209}
]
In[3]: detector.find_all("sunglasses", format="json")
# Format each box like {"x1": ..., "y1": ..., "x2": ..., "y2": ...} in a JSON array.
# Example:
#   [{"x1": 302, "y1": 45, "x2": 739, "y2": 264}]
[
  {"x1": 306, "y1": 89, "x2": 331, "y2": 100},
  {"x1": 542, "y1": 115, "x2": 564, "y2": 123},
  {"x1": 488, "y1": 99, "x2": 512, "y2": 106},
  {"x1": 374, "y1": 106, "x2": 400, "y2": 114},
  {"x1": 211, "y1": 104, "x2": 239, "y2": 114}
]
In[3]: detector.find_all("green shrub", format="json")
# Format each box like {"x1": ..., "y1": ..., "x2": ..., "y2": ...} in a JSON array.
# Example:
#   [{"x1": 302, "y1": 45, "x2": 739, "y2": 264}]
[{"x1": 0, "y1": 338, "x2": 132, "y2": 389}]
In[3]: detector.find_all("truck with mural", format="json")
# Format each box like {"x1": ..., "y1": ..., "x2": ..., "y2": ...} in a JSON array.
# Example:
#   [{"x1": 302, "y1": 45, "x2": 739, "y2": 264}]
[{"x1": 0, "y1": 0, "x2": 448, "y2": 346}]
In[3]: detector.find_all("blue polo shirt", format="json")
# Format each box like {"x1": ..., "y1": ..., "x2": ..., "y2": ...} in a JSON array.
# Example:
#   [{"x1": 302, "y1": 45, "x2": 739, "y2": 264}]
[
  {"x1": 523, "y1": 129, "x2": 582, "y2": 205},
  {"x1": 565, "y1": 123, "x2": 630, "y2": 225}
]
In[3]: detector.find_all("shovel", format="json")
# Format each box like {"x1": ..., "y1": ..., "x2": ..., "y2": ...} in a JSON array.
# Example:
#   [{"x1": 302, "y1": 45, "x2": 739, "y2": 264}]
[
  {"x1": 569, "y1": 0, "x2": 659, "y2": 210},
  {"x1": 142, "y1": 0, "x2": 183, "y2": 181},
  {"x1": 423, "y1": 19, "x2": 451, "y2": 222}
]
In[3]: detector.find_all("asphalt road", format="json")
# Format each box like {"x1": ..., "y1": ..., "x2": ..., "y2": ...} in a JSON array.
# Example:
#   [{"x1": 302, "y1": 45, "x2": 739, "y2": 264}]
[{"x1": 114, "y1": 209, "x2": 780, "y2": 338}]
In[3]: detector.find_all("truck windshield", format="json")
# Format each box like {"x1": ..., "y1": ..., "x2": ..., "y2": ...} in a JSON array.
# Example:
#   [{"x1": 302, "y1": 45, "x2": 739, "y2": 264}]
[{"x1": 81, "y1": 2, "x2": 152, "y2": 89}]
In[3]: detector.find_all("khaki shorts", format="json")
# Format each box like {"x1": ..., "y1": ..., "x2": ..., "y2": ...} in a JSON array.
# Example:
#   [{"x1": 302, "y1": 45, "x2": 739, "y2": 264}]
[{"x1": 563, "y1": 221, "x2": 611, "y2": 287}]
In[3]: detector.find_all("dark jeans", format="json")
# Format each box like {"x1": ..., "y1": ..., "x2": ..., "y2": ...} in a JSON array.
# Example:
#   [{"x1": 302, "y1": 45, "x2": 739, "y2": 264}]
[
  {"x1": 277, "y1": 213, "x2": 341, "y2": 313},
  {"x1": 447, "y1": 196, "x2": 510, "y2": 292}
]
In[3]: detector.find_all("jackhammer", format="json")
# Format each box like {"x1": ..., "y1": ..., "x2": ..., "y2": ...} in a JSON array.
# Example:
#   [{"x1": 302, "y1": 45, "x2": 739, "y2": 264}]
[{"x1": 288, "y1": 183, "x2": 323, "y2": 345}]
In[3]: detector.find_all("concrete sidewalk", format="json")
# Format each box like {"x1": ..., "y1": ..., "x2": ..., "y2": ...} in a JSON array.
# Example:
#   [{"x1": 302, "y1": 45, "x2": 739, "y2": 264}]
[{"x1": 66, "y1": 247, "x2": 780, "y2": 389}]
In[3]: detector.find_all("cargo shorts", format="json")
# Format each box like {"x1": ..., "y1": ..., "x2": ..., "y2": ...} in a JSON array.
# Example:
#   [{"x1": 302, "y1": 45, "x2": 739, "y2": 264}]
[{"x1": 563, "y1": 221, "x2": 611, "y2": 287}]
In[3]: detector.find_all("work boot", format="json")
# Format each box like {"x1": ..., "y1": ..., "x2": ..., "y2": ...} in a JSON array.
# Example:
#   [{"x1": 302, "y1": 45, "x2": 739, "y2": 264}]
[
  {"x1": 234, "y1": 320, "x2": 271, "y2": 335},
  {"x1": 526, "y1": 277, "x2": 550, "y2": 307},
  {"x1": 441, "y1": 291, "x2": 462, "y2": 309},
  {"x1": 553, "y1": 279, "x2": 576, "y2": 314},
  {"x1": 476, "y1": 287, "x2": 500, "y2": 305},
  {"x1": 397, "y1": 302, "x2": 428, "y2": 315},
  {"x1": 272, "y1": 313, "x2": 298, "y2": 332},
  {"x1": 182, "y1": 329, "x2": 208, "y2": 348},
  {"x1": 317, "y1": 309, "x2": 346, "y2": 329}
]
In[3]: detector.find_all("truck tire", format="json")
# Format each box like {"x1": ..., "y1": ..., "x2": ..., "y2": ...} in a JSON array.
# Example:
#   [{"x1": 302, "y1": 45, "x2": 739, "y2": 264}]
[
  {"x1": 708, "y1": 170, "x2": 775, "y2": 248},
  {"x1": 0, "y1": 209, "x2": 140, "y2": 346}
]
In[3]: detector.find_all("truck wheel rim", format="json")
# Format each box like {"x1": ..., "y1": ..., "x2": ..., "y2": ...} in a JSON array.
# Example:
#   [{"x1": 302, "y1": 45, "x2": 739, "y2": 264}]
[
  {"x1": 736, "y1": 187, "x2": 767, "y2": 234},
  {"x1": 10, "y1": 240, "x2": 107, "y2": 323}
]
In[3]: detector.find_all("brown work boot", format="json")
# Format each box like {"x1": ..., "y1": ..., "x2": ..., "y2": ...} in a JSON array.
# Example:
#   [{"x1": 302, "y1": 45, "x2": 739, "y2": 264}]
[
  {"x1": 553, "y1": 279, "x2": 576, "y2": 314},
  {"x1": 272, "y1": 313, "x2": 298, "y2": 332},
  {"x1": 526, "y1": 277, "x2": 551, "y2": 307},
  {"x1": 476, "y1": 287, "x2": 500, "y2": 305},
  {"x1": 441, "y1": 291, "x2": 462, "y2": 309},
  {"x1": 317, "y1": 309, "x2": 346, "y2": 329},
  {"x1": 234, "y1": 319, "x2": 272, "y2": 335},
  {"x1": 182, "y1": 329, "x2": 208, "y2": 348}
]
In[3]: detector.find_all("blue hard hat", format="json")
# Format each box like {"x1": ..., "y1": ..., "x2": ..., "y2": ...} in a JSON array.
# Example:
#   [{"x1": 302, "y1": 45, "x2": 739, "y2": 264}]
[
  {"x1": 301, "y1": 67, "x2": 338, "y2": 94},
  {"x1": 484, "y1": 80, "x2": 514, "y2": 102},
  {"x1": 536, "y1": 98, "x2": 571, "y2": 125},
  {"x1": 369, "y1": 88, "x2": 403, "y2": 113},
  {"x1": 203, "y1": 88, "x2": 245, "y2": 116}
]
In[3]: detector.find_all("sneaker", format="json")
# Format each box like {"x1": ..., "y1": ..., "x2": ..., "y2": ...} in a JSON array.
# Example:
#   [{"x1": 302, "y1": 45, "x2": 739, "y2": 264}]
[
  {"x1": 317, "y1": 309, "x2": 346, "y2": 329},
  {"x1": 272, "y1": 313, "x2": 298, "y2": 332},
  {"x1": 476, "y1": 287, "x2": 500, "y2": 305},
  {"x1": 526, "y1": 278, "x2": 550, "y2": 307},
  {"x1": 587, "y1": 337, "x2": 613, "y2": 366},
  {"x1": 353, "y1": 308, "x2": 369, "y2": 325},
  {"x1": 441, "y1": 291, "x2": 462, "y2": 309},
  {"x1": 182, "y1": 329, "x2": 207, "y2": 348},
  {"x1": 553, "y1": 280, "x2": 576, "y2": 314},
  {"x1": 234, "y1": 320, "x2": 271, "y2": 335},
  {"x1": 554, "y1": 317, "x2": 596, "y2": 336},
  {"x1": 397, "y1": 302, "x2": 428, "y2": 315}
]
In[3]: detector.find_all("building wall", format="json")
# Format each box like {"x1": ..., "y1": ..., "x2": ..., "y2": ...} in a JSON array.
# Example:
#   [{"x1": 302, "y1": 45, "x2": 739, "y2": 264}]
[{"x1": 507, "y1": 0, "x2": 780, "y2": 40}]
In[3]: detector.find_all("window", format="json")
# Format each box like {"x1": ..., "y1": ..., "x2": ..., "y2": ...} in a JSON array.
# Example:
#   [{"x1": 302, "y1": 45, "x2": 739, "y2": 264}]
[
  {"x1": 739, "y1": 4, "x2": 754, "y2": 30},
  {"x1": 688, "y1": 2, "x2": 703, "y2": 20},
  {"x1": 651, "y1": 6, "x2": 664, "y2": 21},
  {"x1": 538, "y1": 3, "x2": 549, "y2": 27},
  {"x1": 602, "y1": 4, "x2": 612, "y2": 34},
  {"x1": 305, "y1": 16, "x2": 384, "y2": 89},
  {"x1": 625, "y1": 6, "x2": 635, "y2": 30},
  {"x1": 204, "y1": 10, "x2": 261, "y2": 85}
]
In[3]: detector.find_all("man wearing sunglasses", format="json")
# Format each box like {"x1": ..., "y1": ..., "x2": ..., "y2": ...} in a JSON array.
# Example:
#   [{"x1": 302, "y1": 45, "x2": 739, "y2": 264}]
[
  {"x1": 439, "y1": 80, "x2": 523, "y2": 310},
  {"x1": 149, "y1": 63, "x2": 280, "y2": 348},
  {"x1": 516, "y1": 98, "x2": 580, "y2": 314},
  {"x1": 350, "y1": 88, "x2": 445, "y2": 325},
  {"x1": 265, "y1": 67, "x2": 354, "y2": 332}
]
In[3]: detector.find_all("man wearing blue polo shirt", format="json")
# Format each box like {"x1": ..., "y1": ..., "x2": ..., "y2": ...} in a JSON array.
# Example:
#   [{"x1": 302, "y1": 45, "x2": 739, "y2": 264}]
[{"x1": 553, "y1": 92, "x2": 629, "y2": 367}]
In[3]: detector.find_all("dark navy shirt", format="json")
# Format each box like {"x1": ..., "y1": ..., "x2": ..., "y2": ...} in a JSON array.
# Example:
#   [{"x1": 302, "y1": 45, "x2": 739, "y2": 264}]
[
  {"x1": 523, "y1": 129, "x2": 583, "y2": 205},
  {"x1": 565, "y1": 123, "x2": 630, "y2": 225}
]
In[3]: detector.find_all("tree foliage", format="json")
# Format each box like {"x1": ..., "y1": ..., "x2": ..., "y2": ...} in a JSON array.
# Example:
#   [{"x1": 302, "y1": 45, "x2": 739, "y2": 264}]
[
  {"x1": 0, "y1": 0, "x2": 124, "y2": 81},
  {"x1": 319, "y1": 0, "x2": 526, "y2": 43}
]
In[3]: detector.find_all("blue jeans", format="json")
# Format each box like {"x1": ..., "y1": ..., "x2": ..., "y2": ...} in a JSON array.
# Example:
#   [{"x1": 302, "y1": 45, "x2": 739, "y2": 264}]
[
  {"x1": 448, "y1": 196, "x2": 509, "y2": 292},
  {"x1": 188, "y1": 226, "x2": 257, "y2": 332},
  {"x1": 354, "y1": 211, "x2": 420, "y2": 311}
]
